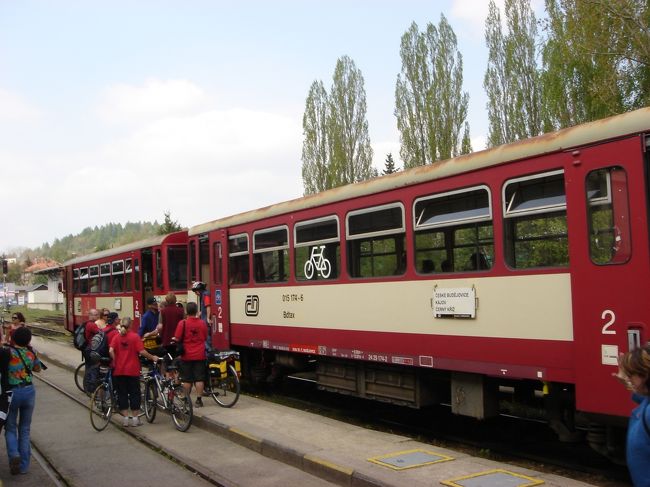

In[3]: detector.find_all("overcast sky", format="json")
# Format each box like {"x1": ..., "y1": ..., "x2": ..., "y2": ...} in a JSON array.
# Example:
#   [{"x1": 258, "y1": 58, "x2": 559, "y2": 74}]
[{"x1": 0, "y1": 0, "x2": 544, "y2": 253}]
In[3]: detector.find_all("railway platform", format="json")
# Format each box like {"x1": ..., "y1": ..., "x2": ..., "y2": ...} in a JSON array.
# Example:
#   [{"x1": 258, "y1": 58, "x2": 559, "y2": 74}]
[{"x1": 33, "y1": 336, "x2": 604, "y2": 487}]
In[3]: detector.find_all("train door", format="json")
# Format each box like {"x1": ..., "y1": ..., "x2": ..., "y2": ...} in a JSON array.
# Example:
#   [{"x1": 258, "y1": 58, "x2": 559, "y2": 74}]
[
  {"x1": 211, "y1": 235, "x2": 230, "y2": 349},
  {"x1": 569, "y1": 136, "x2": 650, "y2": 417}
]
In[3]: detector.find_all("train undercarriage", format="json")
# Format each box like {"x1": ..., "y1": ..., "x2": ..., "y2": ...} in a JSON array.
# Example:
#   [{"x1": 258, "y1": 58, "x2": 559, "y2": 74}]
[{"x1": 242, "y1": 349, "x2": 628, "y2": 463}]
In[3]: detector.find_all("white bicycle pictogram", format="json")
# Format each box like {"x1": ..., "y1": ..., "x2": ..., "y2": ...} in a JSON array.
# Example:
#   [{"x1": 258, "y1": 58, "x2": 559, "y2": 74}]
[{"x1": 304, "y1": 245, "x2": 332, "y2": 279}]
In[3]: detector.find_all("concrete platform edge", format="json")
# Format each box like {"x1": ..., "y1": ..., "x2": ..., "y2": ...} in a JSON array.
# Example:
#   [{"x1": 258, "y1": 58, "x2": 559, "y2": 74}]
[{"x1": 38, "y1": 349, "x2": 379, "y2": 487}]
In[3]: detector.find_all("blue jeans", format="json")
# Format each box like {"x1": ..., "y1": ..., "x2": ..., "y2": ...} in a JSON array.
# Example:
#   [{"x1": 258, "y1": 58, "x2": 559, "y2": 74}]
[{"x1": 5, "y1": 385, "x2": 35, "y2": 473}]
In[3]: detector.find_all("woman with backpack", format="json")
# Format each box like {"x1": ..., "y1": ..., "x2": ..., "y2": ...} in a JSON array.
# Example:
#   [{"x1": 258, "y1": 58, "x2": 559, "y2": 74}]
[{"x1": 4, "y1": 327, "x2": 42, "y2": 475}]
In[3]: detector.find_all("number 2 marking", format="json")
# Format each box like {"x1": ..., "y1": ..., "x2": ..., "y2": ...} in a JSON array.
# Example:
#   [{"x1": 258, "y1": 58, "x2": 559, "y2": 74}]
[{"x1": 601, "y1": 310, "x2": 616, "y2": 335}]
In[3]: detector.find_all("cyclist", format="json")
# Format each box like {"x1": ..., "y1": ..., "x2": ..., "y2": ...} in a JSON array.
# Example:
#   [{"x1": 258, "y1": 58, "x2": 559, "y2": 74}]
[{"x1": 109, "y1": 316, "x2": 161, "y2": 427}]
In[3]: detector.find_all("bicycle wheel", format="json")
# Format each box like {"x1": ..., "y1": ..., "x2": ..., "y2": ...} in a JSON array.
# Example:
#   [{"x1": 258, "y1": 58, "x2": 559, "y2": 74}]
[
  {"x1": 143, "y1": 379, "x2": 157, "y2": 423},
  {"x1": 90, "y1": 383, "x2": 113, "y2": 431},
  {"x1": 170, "y1": 386, "x2": 193, "y2": 432},
  {"x1": 75, "y1": 362, "x2": 86, "y2": 393},
  {"x1": 211, "y1": 364, "x2": 240, "y2": 408}
]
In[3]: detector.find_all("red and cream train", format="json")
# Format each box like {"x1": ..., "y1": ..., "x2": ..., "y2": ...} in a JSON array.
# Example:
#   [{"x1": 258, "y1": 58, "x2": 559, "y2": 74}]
[{"x1": 65, "y1": 107, "x2": 650, "y2": 456}]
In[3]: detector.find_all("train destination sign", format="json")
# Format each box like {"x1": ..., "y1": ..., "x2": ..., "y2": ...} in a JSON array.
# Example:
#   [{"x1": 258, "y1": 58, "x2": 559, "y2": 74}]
[{"x1": 432, "y1": 287, "x2": 476, "y2": 318}]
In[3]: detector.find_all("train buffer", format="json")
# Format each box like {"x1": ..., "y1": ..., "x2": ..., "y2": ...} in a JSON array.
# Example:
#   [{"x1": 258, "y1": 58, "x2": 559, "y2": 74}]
[{"x1": 34, "y1": 337, "x2": 601, "y2": 487}]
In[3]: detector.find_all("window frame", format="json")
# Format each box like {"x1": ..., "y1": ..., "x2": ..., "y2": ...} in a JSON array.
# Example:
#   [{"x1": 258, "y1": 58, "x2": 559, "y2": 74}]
[
  {"x1": 346, "y1": 202, "x2": 405, "y2": 241},
  {"x1": 503, "y1": 169, "x2": 566, "y2": 219},
  {"x1": 294, "y1": 215, "x2": 340, "y2": 248},
  {"x1": 414, "y1": 185, "x2": 492, "y2": 230},
  {"x1": 294, "y1": 215, "x2": 341, "y2": 281},
  {"x1": 253, "y1": 225, "x2": 289, "y2": 284}
]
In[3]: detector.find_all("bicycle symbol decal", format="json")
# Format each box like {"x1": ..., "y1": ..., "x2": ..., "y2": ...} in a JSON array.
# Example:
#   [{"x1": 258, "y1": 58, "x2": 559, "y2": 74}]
[{"x1": 304, "y1": 245, "x2": 331, "y2": 279}]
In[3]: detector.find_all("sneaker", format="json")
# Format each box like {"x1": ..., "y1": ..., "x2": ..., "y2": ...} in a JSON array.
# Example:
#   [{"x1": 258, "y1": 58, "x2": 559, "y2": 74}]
[
  {"x1": 131, "y1": 417, "x2": 143, "y2": 427},
  {"x1": 122, "y1": 416, "x2": 130, "y2": 427},
  {"x1": 9, "y1": 456, "x2": 20, "y2": 475},
  {"x1": 195, "y1": 397, "x2": 203, "y2": 408}
]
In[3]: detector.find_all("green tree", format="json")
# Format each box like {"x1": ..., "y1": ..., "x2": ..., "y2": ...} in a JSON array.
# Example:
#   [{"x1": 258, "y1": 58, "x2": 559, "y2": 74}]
[
  {"x1": 484, "y1": 0, "x2": 542, "y2": 147},
  {"x1": 158, "y1": 211, "x2": 183, "y2": 235},
  {"x1": 395, "y1": 16, "x2": 469, "y2": 168},
  {"x1": 302, "y1": 81, "x2": 332, "y2": 195},
  {"x1": 328, "y1": 56, "x2": 375, "y2": 187},
  {"x1": 382, "y1": 153, "x2": 399, "y2": 175},
  {"x1": 301, "y1": 56, "x2": 375, "y2": 195},
  {"x1": 540, "y1": 0, "x2": 649, "y2": 128},
  {"x1": 460, "y1": 122, "x2": 473, "y2": 155}
]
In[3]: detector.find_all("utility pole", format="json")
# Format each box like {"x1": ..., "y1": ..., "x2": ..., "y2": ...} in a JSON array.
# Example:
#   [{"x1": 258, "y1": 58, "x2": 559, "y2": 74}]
[{"x1": 1, "y1": 255, "x2": 6, "y2": 326}]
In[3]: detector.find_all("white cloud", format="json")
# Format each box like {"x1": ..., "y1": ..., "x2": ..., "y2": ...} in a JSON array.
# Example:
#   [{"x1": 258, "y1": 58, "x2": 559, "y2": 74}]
[
  {"x1": 97, "y1": 79, "x2": 211, "y2": 125},
  {"x1": 450, "y1": 0, "x2": 504, "y2": 34},
  {"x1": 0, "y1": 88, "x2": 42, "y2": 123}
]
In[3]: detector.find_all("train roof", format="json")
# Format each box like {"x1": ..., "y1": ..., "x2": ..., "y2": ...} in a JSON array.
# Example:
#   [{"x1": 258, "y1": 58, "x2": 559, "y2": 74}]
[
  {"x1": 63, "y1": 230, "x2": 188, "y2": 266},
  {"x1": 189, "y1": 107, "x2": 650, "y2": 237}
]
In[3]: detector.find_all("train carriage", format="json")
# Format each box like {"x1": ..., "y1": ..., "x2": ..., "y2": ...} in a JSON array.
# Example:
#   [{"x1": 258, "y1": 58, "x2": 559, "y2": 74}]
[
  {"x1": 193, "y1": 108, "x2": 649, "y2": 457},
  {"x1": 63, "y1": 231, "x2": 188, "y2": 331}
]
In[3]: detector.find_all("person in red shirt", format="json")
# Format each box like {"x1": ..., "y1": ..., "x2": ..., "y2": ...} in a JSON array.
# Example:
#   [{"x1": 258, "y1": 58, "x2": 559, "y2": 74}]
[
  {"x1": 173, "y1": 302, "x2": 208, "y2": 408},
  {"x1": 109, "y1": 316, "x2": 160, "y2": 427}
]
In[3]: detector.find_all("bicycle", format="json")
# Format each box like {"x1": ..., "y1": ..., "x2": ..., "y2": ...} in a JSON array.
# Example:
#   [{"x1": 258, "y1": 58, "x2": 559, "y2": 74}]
[
  {"x1": 142, "y1": 355, "x2": 193, "y2": 432},
  {"x1": 303, "y1": 245, "x2": 331, "y2": 279},
  {"x1": 89, "y1": 358, "x2": 116, "y2": 431},
  {"x1": 205, "y1": 350, "x2": 241, "y2": 408}
]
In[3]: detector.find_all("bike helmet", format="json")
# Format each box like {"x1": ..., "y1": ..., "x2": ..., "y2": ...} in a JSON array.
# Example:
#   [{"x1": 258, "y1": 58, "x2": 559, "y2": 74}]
[{"x1": 191, "y1": 281, "x2": 206, "y2": 292}]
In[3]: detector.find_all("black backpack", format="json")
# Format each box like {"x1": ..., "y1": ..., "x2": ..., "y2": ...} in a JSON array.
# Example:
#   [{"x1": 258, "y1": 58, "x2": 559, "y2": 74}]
[
  {"x1": 88, "y1": 330, "x2": 110, "y2": 363},
  {"x1": 73, "y1": 322, "x2": 87, "y2": 351}
]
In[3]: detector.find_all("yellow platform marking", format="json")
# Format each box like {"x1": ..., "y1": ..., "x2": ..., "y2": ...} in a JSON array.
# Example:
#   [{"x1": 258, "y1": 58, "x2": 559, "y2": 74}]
[
  {"x1": 440, "y1": 469, "x2": 544, "y2": 487},
  {"x1": 368, "y1": 448, "x2": 454, "y2": 470}
]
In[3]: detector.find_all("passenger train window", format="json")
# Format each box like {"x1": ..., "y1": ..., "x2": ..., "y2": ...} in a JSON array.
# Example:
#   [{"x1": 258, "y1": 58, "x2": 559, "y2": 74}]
[
  {"x1": 253, "y1": 226, "x2": 289, "y2": 283},
  {"x1": 295, "y1": 216, "x2": 340, "y2": 281},
  {"x1": 213, "y1": 242, "x2": 222, "y2": 286},
  {"x1": 112, "y1": 260, "x2": 124, "y2": 293},
  {"x1": 228, "y1": 234, "x2": 250, "y2": 285},
  {"x1": 586, "y1": 167, "x2": 631, "y2": 265},
  {"x1": 414, "y1": 186, "x2": 493, "y2": 273},
  {"x1": 503, "y1": 170, "x2": 568, "y2": 268},
  {"x1": 347, "y1": 203, "x2": 405, "y2": 278},
  {"x1": 79, "y1": 267, "x2": 89, "y2": 294},
  {"x1": 89, "y1": 265, "x2": 99, "y2": 293},
  {"x1": 155, "y1": 249, "x2": 163, "y2": 290},
  {"x1": 99, "y1": 263, "x2": 111, "y2": 293},
  {"x1": 168, "y1": 246, "x2": 188, "y2": 290},
  {"x1": 73, "y1": 268, "x2": 80, "y2": 294}
]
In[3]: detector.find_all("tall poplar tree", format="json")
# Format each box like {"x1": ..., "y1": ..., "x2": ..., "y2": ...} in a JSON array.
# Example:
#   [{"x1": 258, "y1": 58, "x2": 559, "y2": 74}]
[
  {"x1": 395, "y1": 15, "x2": 470, "y2": 168},
  {"x1": 301, "y1": 57, "x2": 375, "y2": 195},
  {"x1": 328, "y1": 56, "x2": 375, "y2": 187},
  {"x1": 484, "y1": 0, "x2": 542, "y2": 147},
  {"x1": 541, "y1": 0, "x2": 649, "y2": 128},
  {"x1": 301, "y1": 81, "x2": 331, "y2": 195}
]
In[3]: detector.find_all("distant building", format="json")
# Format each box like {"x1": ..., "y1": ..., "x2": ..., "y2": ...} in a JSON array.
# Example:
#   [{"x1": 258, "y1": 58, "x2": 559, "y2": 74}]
[{"x1": 28, "y1": 264, "x2": 64, "y2": 311}]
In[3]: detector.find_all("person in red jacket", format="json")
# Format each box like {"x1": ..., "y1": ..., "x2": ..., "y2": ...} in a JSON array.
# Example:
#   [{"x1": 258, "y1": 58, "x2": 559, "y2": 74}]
[
  {"x1": 160, "y1": 293, "x2": 184, "y2": 351},
  {"x1": 172, "y1": 302, "x2": 208, "y2": 408},
  {"x1": 109, "y1": 316, "x2": 161, "y2": 427}
]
